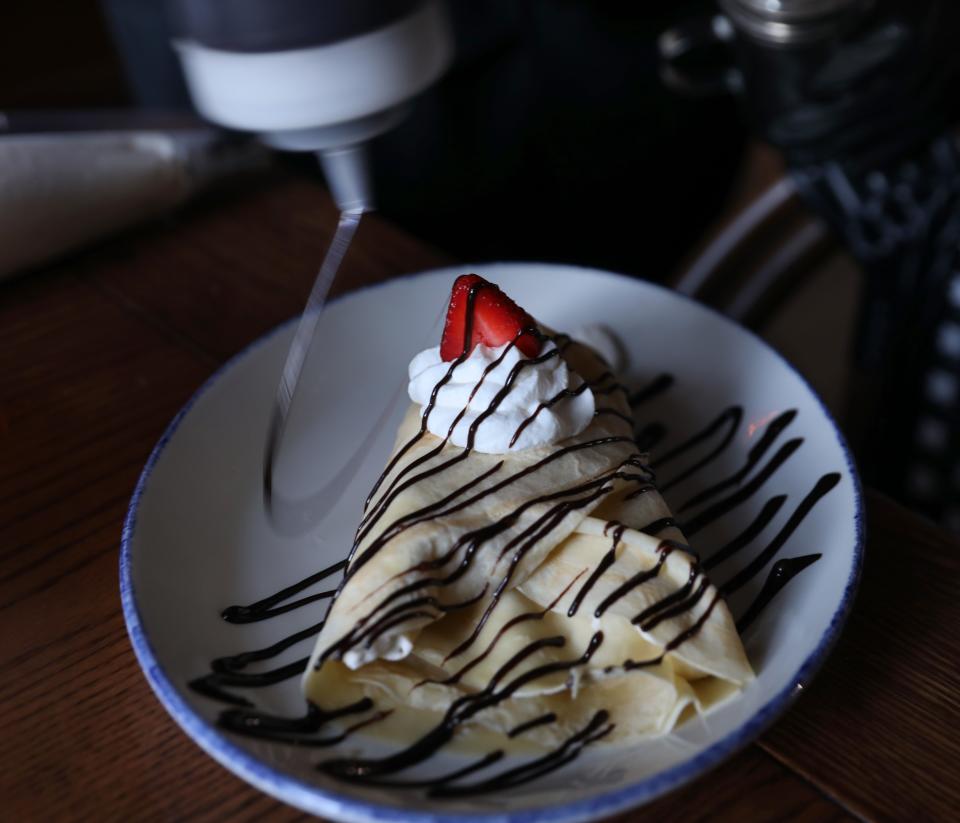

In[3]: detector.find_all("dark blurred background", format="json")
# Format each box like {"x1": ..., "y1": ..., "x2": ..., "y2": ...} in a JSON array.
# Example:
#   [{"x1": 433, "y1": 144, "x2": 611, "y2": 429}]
[{"x1": 0, "y1": 0, "x2": 745, "y2": 281}]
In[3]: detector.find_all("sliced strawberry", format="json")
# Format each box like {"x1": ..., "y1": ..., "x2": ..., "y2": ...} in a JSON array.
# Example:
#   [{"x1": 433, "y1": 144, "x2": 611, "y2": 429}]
[
  {"x1": 439, "y1": 274, "x2": 541, "y2": 361},
  {"x1": 472, "y1": 286, "x2": 541, "y2": 356},
  {"x1": 439, "y1": 274, "x2": 482, "y2": 361}
]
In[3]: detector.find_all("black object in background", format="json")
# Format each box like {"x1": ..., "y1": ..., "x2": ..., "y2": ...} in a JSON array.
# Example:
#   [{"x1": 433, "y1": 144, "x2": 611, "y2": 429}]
[
  {"x1": 370, "y1": 1, "x2": 745, "y2": 277},
  {"x1": 99, "y1": 0, "x2": 744, "y2": 280},
  {"x1": 665, "y1": 0, "x2": 960, "y2": 525},
  {"x1": 736, "y1": 0, "x2": 960, "y2": 526}
]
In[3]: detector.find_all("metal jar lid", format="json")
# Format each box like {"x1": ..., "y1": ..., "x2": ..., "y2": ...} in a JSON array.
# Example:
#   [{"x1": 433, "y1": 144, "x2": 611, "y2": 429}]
[{"x1": 719, "y1": 0, "x2": 874, "y2": 45}]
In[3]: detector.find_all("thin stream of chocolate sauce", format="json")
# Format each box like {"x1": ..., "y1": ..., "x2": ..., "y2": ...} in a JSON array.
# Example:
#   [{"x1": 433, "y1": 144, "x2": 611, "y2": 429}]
[
  {"x1": 330, "y1": 712, "x2": 610, "y2": 797},
  {"x1": 189, "y1": 658, "x2": 309, "y2": 707},
  {"x1": 702, "y1": 495, "x2": 787, "y2": 571},
  {"x1": 429, "y1": 711, "x2": 613, "y2": 797},
  {"x1": 620, "y1": 592, "x2": 723, "y2": 672},
  {"x1": 509, "y1": 380, "x2": 592, "y2": 448},
  {"x1": 677, "y1": 410, "x2": 797, "y2": 512},
  {"x1": 355, "y1": 463, "x2": 505, "y2": 564},
  {"x1": 567, "y1": 522, "x2": 624, "y2": 617},
  {"x1": 628, "y1": 374, "x2": 674, "y2": 407},
  {"x1": 220, "y1": 560, "x2": 345, "y2": 624},
  {"x1": 508, "y1": 712, "x2": 558, "y2": 738},
  {"x1": 218, "y1": 699, "x2": 384, "y2": 746},
  {"x1": 655, "y1": 406, "x2": 742, "y2": 469},
  {"x1": 658, "y1": 407, "x2": 743, "y2": 493},
  {"x1": 189, "y1": 621, "x2": 323, "y2": 706},
  {"x1": 349, "y1": 587, "x2": 489, "y2": 652},
  {"x1": 735, "y1": 554, "x2": 822, "y2": 633},
  {"x1": 683, "y1": 438, "x2": 804, "y2": 536},
  {"x1": 589, "y1": 370, "x2": 630, "y2": 399},
  {"x1": 414, "y1": 571, "x2": 586, "y2": 690},
  {"x1": 348, "y1": 751, "x2": 508, "y2": 790},
  {"x1": 593, "y1": 541, "x2": 677, "y2": 619},
  {"x1": 721, "y1": 473, "x2": 840, "y2": 594},
  {"x1": 510, "y1": 370, "x2": 630, "y2": 448},
  {"x1": 637, "y1": 575, "x2": 710, "y2": 633},
  {"x1": 623, "y1": 482, "x2": 656, "y2": 501}
]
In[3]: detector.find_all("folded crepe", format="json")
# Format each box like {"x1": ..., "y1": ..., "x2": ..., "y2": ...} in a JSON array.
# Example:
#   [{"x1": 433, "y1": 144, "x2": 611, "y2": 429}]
[{"x1": 304, "y1": 275, "x2": 753, "y2": 753}]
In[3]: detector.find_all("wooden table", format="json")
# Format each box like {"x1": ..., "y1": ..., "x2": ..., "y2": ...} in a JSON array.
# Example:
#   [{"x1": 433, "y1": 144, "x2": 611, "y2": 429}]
[{"x1": 3, "y1": 175, "x2": 958, "y2": 822}]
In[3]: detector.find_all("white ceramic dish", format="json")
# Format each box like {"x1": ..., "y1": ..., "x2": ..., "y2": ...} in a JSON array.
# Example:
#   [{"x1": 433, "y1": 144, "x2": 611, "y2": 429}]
[{"x1": 121, "y1": 263, "x2": 863, "y2": 822}]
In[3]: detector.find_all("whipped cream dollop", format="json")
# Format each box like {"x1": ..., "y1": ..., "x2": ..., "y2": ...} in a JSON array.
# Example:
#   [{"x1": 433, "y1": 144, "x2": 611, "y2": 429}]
[
  {"x1": 407, "y1": 340, "x2": 595, "y2": 453},
  {"x1": 343, "y1": 633, "x2": 412, "y2": 670}
]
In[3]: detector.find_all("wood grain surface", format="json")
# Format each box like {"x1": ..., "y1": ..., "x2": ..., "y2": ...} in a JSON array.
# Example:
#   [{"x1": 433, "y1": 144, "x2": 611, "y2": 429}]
[{"x1": 2, "y1": 174, "x2": 956, "y2": 821}]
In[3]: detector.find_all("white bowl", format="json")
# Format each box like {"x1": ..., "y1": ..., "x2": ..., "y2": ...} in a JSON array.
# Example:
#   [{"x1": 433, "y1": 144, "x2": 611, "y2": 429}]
[{"x1": 121, "y1": 263, "x2": 863, "y2": 822}]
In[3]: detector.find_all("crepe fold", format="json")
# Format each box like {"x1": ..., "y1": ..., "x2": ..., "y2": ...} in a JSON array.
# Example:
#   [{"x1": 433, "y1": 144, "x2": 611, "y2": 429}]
[{"x1": 304, "y1": 339, "x2": 753, "y2": 748}]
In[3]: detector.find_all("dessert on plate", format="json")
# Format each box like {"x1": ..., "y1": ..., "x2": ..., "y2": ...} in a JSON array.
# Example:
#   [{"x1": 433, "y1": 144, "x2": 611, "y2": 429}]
[{"x1": 304, "y1": 274, "x2": 753, "y2": 782}]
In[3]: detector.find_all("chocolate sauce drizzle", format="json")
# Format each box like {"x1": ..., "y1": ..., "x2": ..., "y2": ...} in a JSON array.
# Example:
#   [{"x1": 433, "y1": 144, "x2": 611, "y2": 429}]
[
  {"x1": 415, "y1": 570, "x2": 586, "y2": 691},
  {"x1": 702, "y1": 496, "x2": 787, "y2": 571},
  {"x1": 736, "y1": 554, "x2": 822, "y2": 633},
  {"x1": 221, "y1": 560, "x2": 345, "y2": 624},
  {"x1": 658, "y1": 406, "x2": 743, "y2": 493},
  {"x1": 508, "y1": 712, "x2": 558, "y2": 738},
  {"x1": 619, "y1": 593, "x2": 723, "y2": 672},
  {"x1": 189, "y1": 345, "x2": 841, "y2": 797},
  {"x1": 429, "y1": 711, "x2": 613, "y2": 797},
  {"x1": 683, "y1": 438, "x2": 804, "y2": 537},
  {"x1": 510, "y1": 377, "x2": 594, "y2": 448},
  {"x1": 188, "y1": 560, "x2": 349, "y2": 705},
  {"x1": 635, "y1": 423, "x2": 668, "y2": 452},
  {"x1": 720, "y1": 473, "x2": 840, "y2": 594},
  {"x1": 628, "y1": 373, "x2": 674, "y2": 408},
  {"x1": 218, "y1": 699, "x2": 385, "y2": 746},
  {"x1": 677, "y1": 409, "x2": 797, "y2": 513},
  {"x1": 317, "y1": 633, "x2": 605, "y2": 785},
  {"x1": 635, "y1": 568, "x2": 709, "y2": 632},
  {"x1": 567, "y1": 522, "x2": 624, "y2": 617},
  {"x1": 594, "y1": 540, "x2": 678, "y2": 619},
  {"x1": 319, "y1": 445, "x2": 643, "y2": 664},
  {"x1": 346, "y1": 436, "x2": 632, "y2": 606},
  {"x1": 188, "y1": 623, "x2": 320, "y2": 706}
]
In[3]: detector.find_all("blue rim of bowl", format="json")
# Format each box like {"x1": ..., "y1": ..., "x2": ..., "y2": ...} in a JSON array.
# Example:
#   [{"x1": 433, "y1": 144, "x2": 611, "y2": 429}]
[{"x1": 120, "y1": 263, "x2": 865, "y2": 823}]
